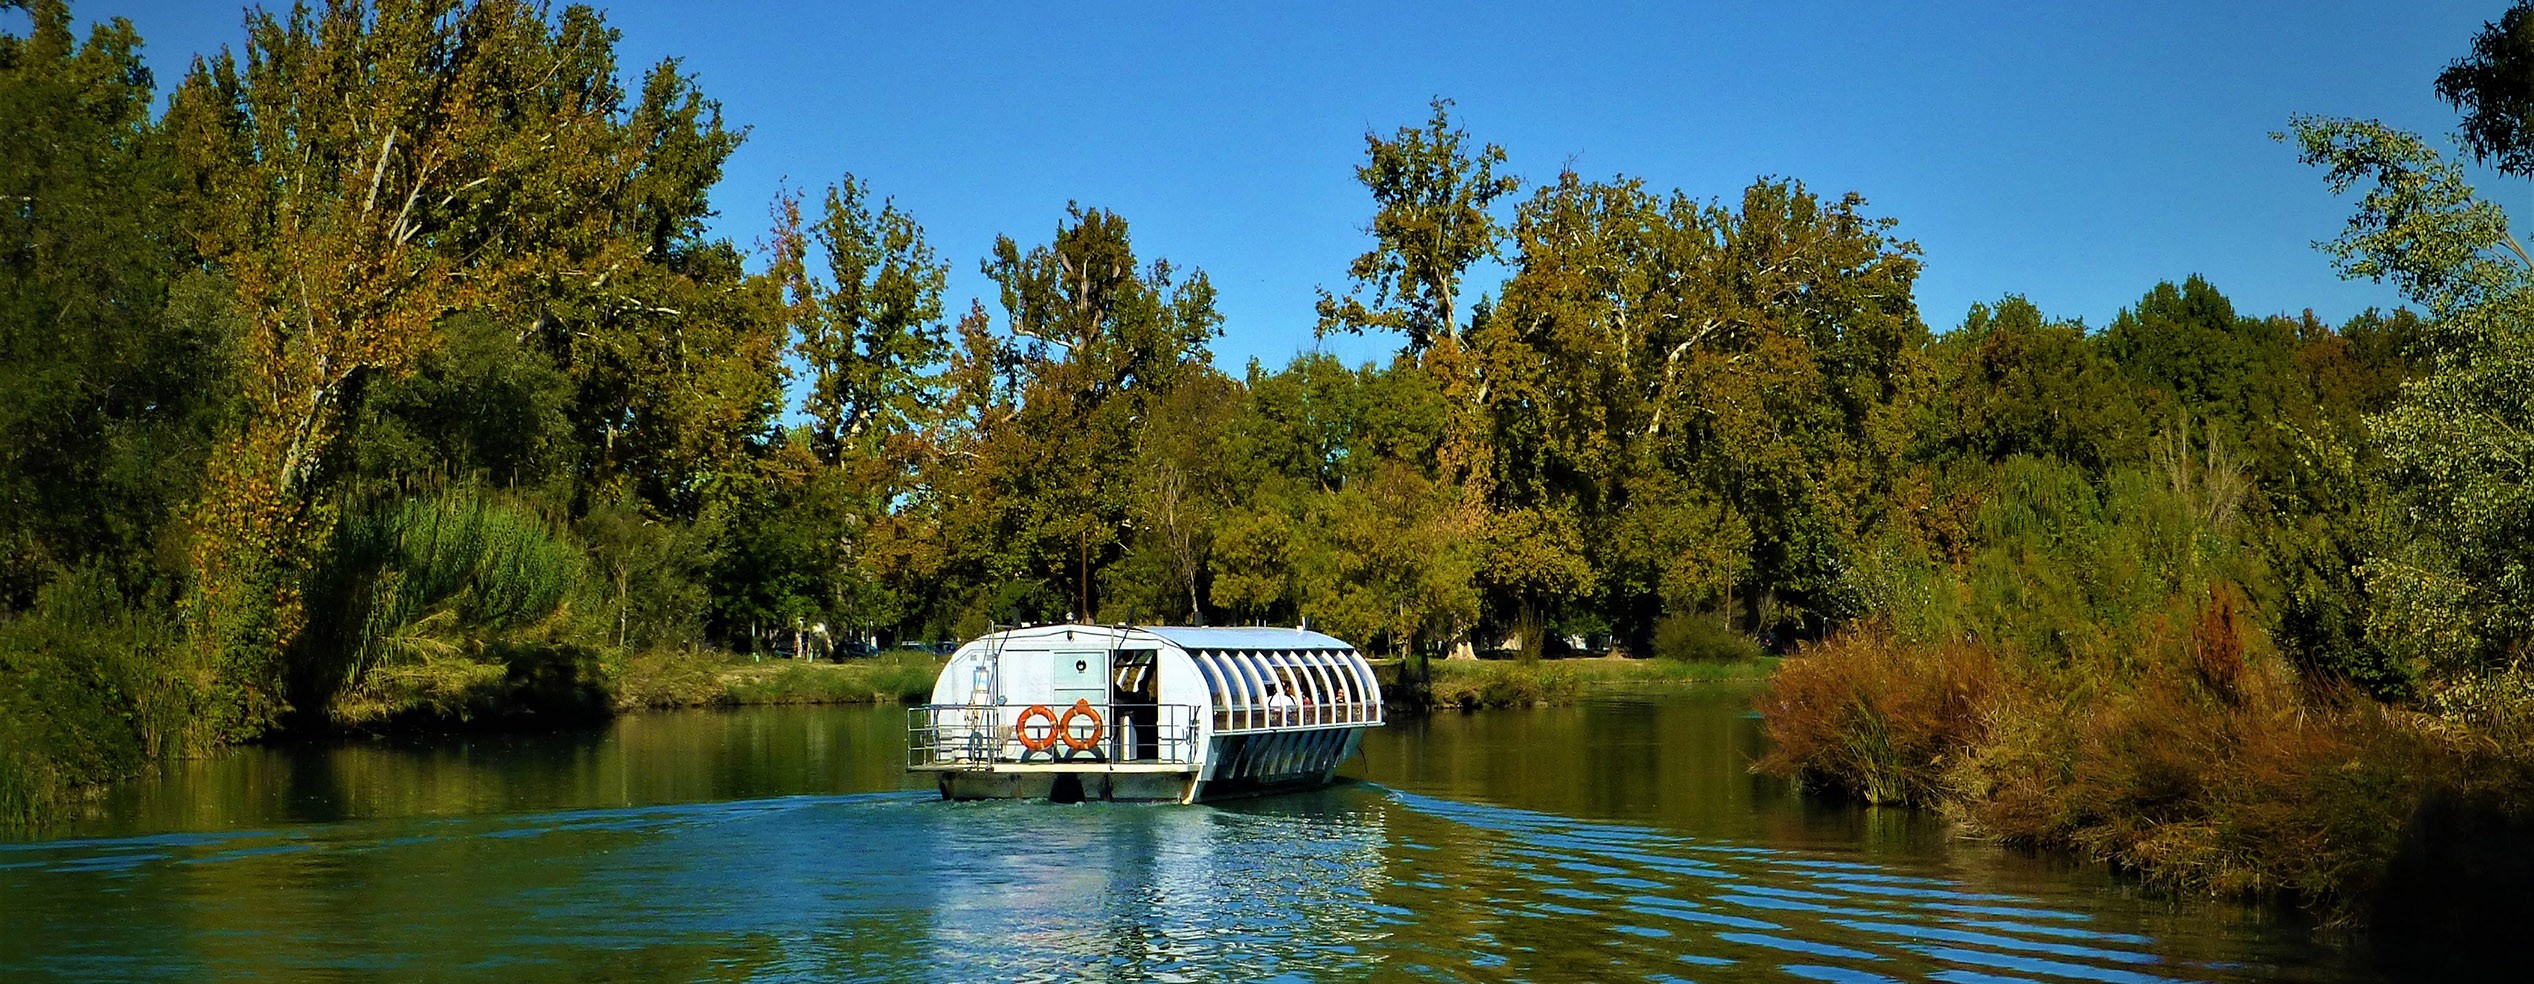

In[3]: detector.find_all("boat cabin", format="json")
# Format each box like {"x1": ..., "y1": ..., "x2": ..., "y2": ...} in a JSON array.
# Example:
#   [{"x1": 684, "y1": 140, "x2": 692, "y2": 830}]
[{"x1": 907, "y1": 624, "x2": 1384, "y2": 803}]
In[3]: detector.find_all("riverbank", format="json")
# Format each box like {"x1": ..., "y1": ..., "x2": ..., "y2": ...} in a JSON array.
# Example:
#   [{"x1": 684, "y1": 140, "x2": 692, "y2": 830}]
[
  {"x1": 1411, "y1": 656, "x2": 1778, "y2": 710},
  {"x1": 612, "y1": 648, "x2": 943, "y2": 710},
  {"x1": 1752, "y1": 621, "x2": 2534, "y2": 951}
]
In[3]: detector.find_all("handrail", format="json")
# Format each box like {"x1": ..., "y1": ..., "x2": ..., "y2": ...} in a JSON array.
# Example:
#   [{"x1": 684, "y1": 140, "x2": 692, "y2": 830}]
[
  {"x1": 1211, "y1": 697, "x2": 1383, "y2": 734},
  {"x1": 908, "y1": 703, "x2": 1205, "y2": 769}
]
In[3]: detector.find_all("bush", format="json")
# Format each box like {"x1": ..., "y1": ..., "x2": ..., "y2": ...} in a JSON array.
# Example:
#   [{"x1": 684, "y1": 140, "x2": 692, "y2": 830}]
[
  {"x1": 0, "y1": 568, "x2": 190, "y2": 830},
  {"x1": 1653, "y1": 612, "x2": 1761, "y2": 662},
  {"x1": 1756, "y1": 611, "x2": 2472, "y2": 926},
  {"x1": 1754, "y1": 628, "x2": 2001, "y2": 806},
  {"x1": 1426, "y1": 661, "x2": 1581, "y2": 710}
]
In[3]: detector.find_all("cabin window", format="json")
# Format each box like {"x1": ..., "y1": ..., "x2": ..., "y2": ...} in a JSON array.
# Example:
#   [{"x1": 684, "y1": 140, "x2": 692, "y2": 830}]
[
  {"x1": 1295, "y1": 652, "x2": 1334, "y2": 725},
  {"x1": 1192, "y1": 652, "x2": 1231, "y2": 726},
  {"x1": 1344, "y1": 652, "x2": 1376, "y2": 721},
  {"x1": 1231, "y1": 651, "x2": 1271, "y2": 729}
]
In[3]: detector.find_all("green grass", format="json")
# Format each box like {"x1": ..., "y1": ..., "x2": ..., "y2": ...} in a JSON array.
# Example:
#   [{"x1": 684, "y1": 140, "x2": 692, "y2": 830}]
[
  {"x1": 1415, "y1": 655, "x2": 1778, "y2": 710},
  {"x1": 614, "y1": 647, "x2": 945, "y2": 709}
]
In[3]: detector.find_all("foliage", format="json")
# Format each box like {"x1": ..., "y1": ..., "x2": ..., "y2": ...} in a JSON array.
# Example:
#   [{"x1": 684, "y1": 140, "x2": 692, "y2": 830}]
[
  {"x1": 1653, "y1": 612, "x2": 1761, "y2": 663},
  {"x1": 0, "y1": 567, "x2": 188, "y2": 828},
  {"x1": 2436, "y1": 2, "x2": 2534, "y2": 178},
  {"x1": 1315, "y1": 98, "x2": 1520, "y2": 353},
  {"x1": 2287, "y1": 116, "x2": 2534, "y2": 676}
]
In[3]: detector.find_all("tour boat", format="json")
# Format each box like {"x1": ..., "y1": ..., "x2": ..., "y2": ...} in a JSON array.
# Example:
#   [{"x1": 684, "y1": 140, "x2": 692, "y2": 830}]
[{"x1": 907, "y1": 624, "x2": 1384, "y2": 803}]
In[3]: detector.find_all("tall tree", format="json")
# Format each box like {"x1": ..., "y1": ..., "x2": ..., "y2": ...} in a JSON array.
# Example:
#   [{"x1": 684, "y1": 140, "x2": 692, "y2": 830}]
[
  {"x1": 773, "y1": 176, "x2": 951, "y2": 466},
  {"x1": 1315, "y1": 97, "x2": 1520, "y2": 354},
  {"x1": 764, "y1": 176, "x2": 950, "y2": 641},
  {"x1": 940, "y1": 205, "x2": 1220, "y2": 623},
  {"x1": 2437, "y1": 2, "x2": 2534, "y2": 179},
  {"x1": 0, "y1": 0, "x2": 205, "y2": 607},
  {"x1": 2287, "y1": 115, "x2": 2534, "y2": 677}
]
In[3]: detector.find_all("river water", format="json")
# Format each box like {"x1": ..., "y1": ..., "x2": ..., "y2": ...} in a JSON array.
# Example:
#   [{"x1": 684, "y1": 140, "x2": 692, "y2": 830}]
[{"x1": 0, "y1": 688, "x2": 2381, "y2": 982}]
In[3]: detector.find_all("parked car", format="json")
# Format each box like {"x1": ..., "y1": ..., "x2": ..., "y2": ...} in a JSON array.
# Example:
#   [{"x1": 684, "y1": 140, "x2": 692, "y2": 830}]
[{"x1": 829, "y1": 640, "x2": 877, "y2": 662}]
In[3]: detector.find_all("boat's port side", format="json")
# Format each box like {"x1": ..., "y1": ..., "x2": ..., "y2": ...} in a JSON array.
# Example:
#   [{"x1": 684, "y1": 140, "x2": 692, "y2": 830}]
[{"x1": 1193, "y1": 728, "x2": 1364, "y2": 801}]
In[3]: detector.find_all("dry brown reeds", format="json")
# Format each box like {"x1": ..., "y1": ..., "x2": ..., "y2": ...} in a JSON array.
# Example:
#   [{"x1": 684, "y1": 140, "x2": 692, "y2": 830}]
[
  {"x1": 1756, "y1": 596, "x2": 2465, "y2": 926},
  {"x1": 1754, "y1": 629, "x2": 2002, "y2": 806}
]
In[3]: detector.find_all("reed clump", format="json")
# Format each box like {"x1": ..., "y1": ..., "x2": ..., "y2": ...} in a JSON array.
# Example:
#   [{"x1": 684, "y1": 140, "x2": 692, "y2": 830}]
[
  {"x1": 1756, "y1": 603, "x2": 2468, "y2": 924},
  {"x1": 1426, "y1": 660, "x2": 1583, "y2": 710}
]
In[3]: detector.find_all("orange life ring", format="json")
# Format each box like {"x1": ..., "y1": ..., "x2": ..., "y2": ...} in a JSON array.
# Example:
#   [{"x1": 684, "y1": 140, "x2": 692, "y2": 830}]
[
  {"x1": 1014, "y1": 704, "x2": 1060, "y2": 752},
  {"x1": 1057, "y1": 699, "x2": 1105, "y2": 753}
]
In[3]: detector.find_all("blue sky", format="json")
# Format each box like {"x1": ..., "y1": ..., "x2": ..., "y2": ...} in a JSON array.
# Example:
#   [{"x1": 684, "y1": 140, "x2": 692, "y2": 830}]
[{"x1": 40, "y1": 1, "x2": 2524, "y2": 371}]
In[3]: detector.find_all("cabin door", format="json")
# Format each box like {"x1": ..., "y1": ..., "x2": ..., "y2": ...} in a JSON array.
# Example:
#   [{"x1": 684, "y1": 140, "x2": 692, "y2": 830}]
[
  {"x1": 1110, "y1": 649, "x2": 1160, "y2": 761},
  {"x1": 1051, "y1": 650, "x2": 1109, "y2": 754}
]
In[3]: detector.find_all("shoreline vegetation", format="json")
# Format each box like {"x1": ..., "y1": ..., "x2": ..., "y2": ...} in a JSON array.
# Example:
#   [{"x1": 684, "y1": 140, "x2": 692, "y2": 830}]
[
  {"x1": 1412, "y1": 654, "x2": 1778, "y2": 711},
  {"x1": 614, "y1": 648, "x2": 947, "y2": 710},
  {"x1": 6, "y1": 0, "x2": 2534, "y2": 963}
]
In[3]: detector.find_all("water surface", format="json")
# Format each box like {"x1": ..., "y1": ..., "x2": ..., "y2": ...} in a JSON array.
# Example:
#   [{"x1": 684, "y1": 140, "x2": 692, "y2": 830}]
[{"x1": 0, "y1": 688, "x2": 2375, "y2": 982}]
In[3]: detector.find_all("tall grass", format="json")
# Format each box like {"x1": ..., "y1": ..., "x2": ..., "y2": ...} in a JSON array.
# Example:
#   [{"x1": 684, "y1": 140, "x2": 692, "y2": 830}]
[
  {"x1": 721, "y1": 651, "x2": 942, "y2": 706},
  {"x1": 302, "y1": 489, "x2": 590, "y2": 727},
  {"x1": 612, "y1": 648, "x2": 945, "y2": 709}
]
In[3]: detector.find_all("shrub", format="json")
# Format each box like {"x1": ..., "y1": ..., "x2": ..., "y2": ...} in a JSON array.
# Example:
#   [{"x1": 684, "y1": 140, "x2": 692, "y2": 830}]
[
  {"x1": 1425, "y1": 661, "x2": 1582, "y2": 710},
  {"x1": 1755, "y1": 628, "x2": 2001, "y2": 806},
  {"x1": 612, "y1": 646, "x2": 733, "y2": 709},
  {"x1": 0, "y1": 568, "x2": 190, "y2": 830},
  {"x1": 1652, "y1": 612, "x2": 1761, "y2": 662}
]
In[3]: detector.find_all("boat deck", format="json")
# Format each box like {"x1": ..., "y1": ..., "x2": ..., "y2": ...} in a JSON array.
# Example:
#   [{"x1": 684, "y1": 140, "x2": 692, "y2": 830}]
[{"x1": 906, "y1": 760, "x2": 1196, "y2": 774}]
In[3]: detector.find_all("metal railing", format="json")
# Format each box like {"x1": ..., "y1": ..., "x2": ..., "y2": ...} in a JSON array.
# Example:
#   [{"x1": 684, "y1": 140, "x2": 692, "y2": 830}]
[
  {"x1": 1211, "y1": 698, "x2": 1383, "y2": 734},
  {"x1": 908, "y1": 703, "x2": 1204, "y2": 769}
]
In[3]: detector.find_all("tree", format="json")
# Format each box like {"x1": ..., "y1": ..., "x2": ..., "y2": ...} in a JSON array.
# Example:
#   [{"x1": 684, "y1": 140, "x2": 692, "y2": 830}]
[
  {"x1": 773, "y1": 176, "x2": 950, "y2": 466},
  {"x1": 1315, "y1": 98, "x2": 1521, "y2": 354},
  {"x1": 2286, "y1": 115, "x2": 2534, "y2": 676},
  {"x1": 0, "y1": 0, "x2": 207, "y2": 608},
  {"x1": 1931, "y1": 296, "x2": 2149, "y2": 473},
  {"x1": 936, "y1": 205, "x2": 1220, "y2": 623},
  {"x1": 768, "y1": 175, "x2": 950, "y2": 639},
  {"x1": 1484, "y1": 170, "x2": 1923, "y2": 641},
  {"x1": 2437, "y1": 2, "x2": 2534, "y2": 179}
]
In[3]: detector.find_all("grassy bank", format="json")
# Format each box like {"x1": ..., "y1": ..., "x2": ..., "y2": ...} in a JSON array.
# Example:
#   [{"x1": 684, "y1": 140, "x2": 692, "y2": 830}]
[
  {"x1": 612, "y1": 647, "x2": 943, "y2": 710},
  {"x1": 1413, "y1": 655, "x2": 1778, "y2": 710}
]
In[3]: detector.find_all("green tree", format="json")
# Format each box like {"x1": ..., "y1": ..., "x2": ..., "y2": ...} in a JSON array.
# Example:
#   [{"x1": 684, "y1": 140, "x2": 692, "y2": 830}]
[
  {"x1": 773, "y1": 176, "x2": 951, "y2": 466},
  {"x1": 935, "y1": 205, "x2": 1219, "y2": 623},
  {"x1": 2287, "y1": 115, "x2": 2534, "y2": 676},
  {"x1": 0, "y1": 0, "x2": 204, "y2": 607},
  {"x1": 2437, "y1": 2, "x2": 2534, "y2": 179},
  {"x1": 1315, "y1": 97, "x2": 1520, "y2": 354}
]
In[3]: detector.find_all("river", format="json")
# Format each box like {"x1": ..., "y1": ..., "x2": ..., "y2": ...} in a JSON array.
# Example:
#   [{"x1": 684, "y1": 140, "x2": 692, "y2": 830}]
[{"x1": 0, "y1": 688, "x2": 2382, "y2": 982}]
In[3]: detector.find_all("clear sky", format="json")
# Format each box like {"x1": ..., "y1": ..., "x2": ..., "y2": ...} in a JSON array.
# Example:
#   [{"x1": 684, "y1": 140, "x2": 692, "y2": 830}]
[{"x1": 33, "y1": 1, "x2": 2526, "y2": 371}]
